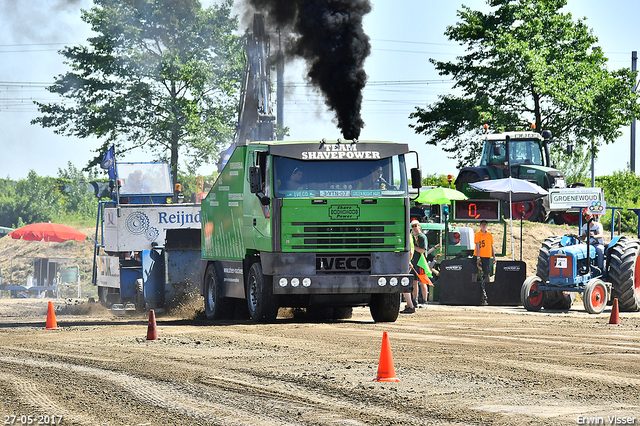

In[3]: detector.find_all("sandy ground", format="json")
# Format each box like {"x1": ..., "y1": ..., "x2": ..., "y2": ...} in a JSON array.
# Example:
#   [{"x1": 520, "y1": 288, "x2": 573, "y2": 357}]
[{"x1": 0, "y1": 297, "x2": 639, "y2": 426}]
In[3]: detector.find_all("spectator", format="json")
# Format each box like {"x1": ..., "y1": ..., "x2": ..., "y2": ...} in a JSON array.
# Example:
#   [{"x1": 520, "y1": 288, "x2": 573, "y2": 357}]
[
  {"x1": 401, "y1": 220, "x2": 432, "y2": 314},
  {"x1": 475, "y1": 220, "x2": 496, "y2": 283}
]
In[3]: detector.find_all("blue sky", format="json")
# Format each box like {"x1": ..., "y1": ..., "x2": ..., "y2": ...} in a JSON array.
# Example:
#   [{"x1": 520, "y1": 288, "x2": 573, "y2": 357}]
[{"x1": 0, "y1": 0, "x2": 638, "y2": 180}]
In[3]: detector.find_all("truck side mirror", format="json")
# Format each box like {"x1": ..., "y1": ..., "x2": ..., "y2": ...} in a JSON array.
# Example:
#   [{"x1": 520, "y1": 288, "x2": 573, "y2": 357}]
[
  {"x1": 249, "y1": 166, "x2": 262, "y2": 193},
  {"x1": 541, "y1": 129, "x2": 552, "y2": 140},
  {"x1": 493, "y1": 145, "x2": 502, "y2": 156},
  {"x1": 411, "y1": 168, "x2": 422, "y2": 189}
]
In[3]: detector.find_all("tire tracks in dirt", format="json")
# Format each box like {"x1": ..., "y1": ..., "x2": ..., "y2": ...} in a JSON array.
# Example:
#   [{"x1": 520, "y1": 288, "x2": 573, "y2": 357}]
[{"x1": 0, "y1": 354, "x2": 472, "y2": 425}]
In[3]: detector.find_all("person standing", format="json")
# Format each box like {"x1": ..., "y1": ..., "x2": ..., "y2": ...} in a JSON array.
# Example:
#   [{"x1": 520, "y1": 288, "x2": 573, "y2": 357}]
[
  {"x1": 475, "y1": 220, "x2": 496, "y2": 283},
  {"x1": 401, "y1": 220, "x2": 428, "y2": 314}
]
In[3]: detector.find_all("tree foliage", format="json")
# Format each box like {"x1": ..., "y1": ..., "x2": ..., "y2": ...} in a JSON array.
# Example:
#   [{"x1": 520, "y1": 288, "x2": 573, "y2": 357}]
[
  {"x1": 596, "y1": 170, "x2": 640, "y2": 234},
  {"x1": 550, "y1": 143, "x2": 591, "y2": 185},
  {"x1": 0, "y1": 165, "x2": 102, "y2": 228},
  {"x1": 410, "y1": 0, "x2": 640, "y2": 169},
  {"x1": 32, "y1": 0, "x2": 244, "y2": 180}
]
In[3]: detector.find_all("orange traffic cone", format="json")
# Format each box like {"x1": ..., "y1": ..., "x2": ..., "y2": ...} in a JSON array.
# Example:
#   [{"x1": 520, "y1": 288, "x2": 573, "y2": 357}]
[
  {"x1": 609, "y1": 298, "x2": 620, "y2": 325},
  {"x1": 374, "y1": 331, "x2": 400, "y2": 382},
  {"x1": 146, "y1": 309, "x2": 158, "y2": 341},
  {"x1": 44, "y1": 301, "x2": 60, "y2": 330}
]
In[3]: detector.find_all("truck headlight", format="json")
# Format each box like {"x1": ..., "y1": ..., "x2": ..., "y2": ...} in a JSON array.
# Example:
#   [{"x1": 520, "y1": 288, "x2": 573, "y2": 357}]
[
  {"x1": 390, "y1": 277, "x2": 398, "y2": 286},
  {"x1": 291, "y1": 278, "x2": 299, "y2": 287},
  {"x1": 302, "y1": 278, "x2": 311, "y2": 287},
  {"x1": 378, "y1": 277, "x2": 387, "y2": 286},
  {"x1": 401, "y1": 277, "x2": 410, "y2": 286},
  {"x1": 279, "y1": 278, "x2": 288, "y2": 287}
]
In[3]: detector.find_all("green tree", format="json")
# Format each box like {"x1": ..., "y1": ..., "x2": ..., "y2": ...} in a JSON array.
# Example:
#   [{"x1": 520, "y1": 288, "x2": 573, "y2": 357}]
[
  {"x1": 595, "y1": 170, "x2": 640, "y2": 234},
  {"x1": 57, "y1": 162, "x2": 99, "y2": 221},
  {"x1": 410, "y1": 0, "x2": 640, "y2": 169},
  {"x1": 0, "y1": 179, "x2": 18, "y2": 227},
  {"x1": 550, "y1": 143, "x2": 590, "y2": 185},
  {"x1": 32, "y1": 0, "x2": 244, "y2": 181},
  {"x1": 12, "y1": 172, "x2": 64, "y2": 226}
]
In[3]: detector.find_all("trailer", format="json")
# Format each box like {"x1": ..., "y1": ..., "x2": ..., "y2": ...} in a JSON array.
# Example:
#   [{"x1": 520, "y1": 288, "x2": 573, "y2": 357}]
[{"x1": 92, "y1": 161, "x2": 201, "y2": 312}]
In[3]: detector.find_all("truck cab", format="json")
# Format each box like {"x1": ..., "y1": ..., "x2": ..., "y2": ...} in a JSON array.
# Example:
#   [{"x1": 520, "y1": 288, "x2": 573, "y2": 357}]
[
  {"x1": 478, "y1": 132, "x2": 566, "y2": 189},
  {"x1": 200, "y1": 140, "x2": 420, "y2": 323}
]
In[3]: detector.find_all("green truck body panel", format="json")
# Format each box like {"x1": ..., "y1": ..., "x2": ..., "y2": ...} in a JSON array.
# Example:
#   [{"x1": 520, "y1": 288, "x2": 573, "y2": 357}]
[{"x1": 201, "y1": 146, "x2": 248, "y2": 260}]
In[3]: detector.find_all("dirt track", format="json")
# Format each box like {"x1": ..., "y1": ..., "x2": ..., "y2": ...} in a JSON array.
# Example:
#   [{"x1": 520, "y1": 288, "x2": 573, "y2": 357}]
[{"x1": 0, "y1": 298, "x2": 639, "y2": 425}]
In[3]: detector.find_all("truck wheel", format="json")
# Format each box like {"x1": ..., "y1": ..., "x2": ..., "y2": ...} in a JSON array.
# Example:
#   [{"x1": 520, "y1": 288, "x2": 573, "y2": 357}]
[
  {"x1": 369, "y1": 293, "x2": 400, "y2": 322},
  {"x1": 583, "y1": 278, "x2": 608, "y2": 314},
  {"x1": 536, "y1": 236, "x2": 562, "y2": 282},
  {"x1": 521, "y1": 276, "x2": 544, "y2": 311},
  {"x1": 98, "y1": 286, "x2": 111, "y2": 308},
  {"x1": 333, "y1": 307, "x2": 353, "y2": 320},
  {"x1": 204, "y1": 264, "x2": 234, "y2": 320},
  {"x1": 543, "y1": 291, "x2": 575, "y2": 310},
  {"x1": 608, "y1": 238, "x2": 640, "y2": 312},
  {"x1": 246, "y1": 262, "x2": 278, "y2": 322},
  {"x1": 135, "y1": 279, "x2": 145, "y2": 312}
]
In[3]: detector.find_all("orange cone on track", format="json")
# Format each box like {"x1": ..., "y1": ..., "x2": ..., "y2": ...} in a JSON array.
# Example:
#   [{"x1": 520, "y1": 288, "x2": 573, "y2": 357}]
[
  {"x1": 609, "y1": 298, "x2": 620, "y2": 325},
  {"x1": 44, "y1": 301, "x2": 60, "y2": 330},
  {"x1": 374, "y1": 331, "x2": 400, "y2": 382},
  {"x1": 146, "y1": 309, "x2": 158, "y2": 341}
]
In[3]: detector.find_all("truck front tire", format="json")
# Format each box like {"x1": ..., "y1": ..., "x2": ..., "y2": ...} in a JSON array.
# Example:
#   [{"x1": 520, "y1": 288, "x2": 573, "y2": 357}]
[
  {"x1": 204, "y1": 264, "x2": 234, "y2": 320},
  {"x1": 369, "y1": 293, "x2": 400, "y2": 322},
  {"x1": 246, "y1": 262, "x2": 279, "y2": 322}
]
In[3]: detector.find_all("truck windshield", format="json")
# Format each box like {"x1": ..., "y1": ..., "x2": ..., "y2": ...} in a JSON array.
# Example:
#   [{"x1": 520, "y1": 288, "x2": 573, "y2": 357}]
[
  {"x1": 480, "y1": 139, "x2": 544, "y2": 167},
  {"x1": 117, "y1": 163, "x2": 173, "y2": 195},
  {"x1": 273, "y1": 156, "x2": 408, "y2": 198}
]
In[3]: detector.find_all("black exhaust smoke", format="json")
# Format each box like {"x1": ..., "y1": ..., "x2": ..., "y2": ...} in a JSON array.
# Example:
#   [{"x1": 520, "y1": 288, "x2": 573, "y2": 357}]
[{"x1": 245, "y1": 0, "x2": 371, "y2": 140}]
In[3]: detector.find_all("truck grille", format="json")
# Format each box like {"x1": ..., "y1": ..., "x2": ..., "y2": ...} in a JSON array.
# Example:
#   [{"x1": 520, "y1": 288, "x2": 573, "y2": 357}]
[{"x1": 289, "y1": 221, "x2": 396, "y2": 250}]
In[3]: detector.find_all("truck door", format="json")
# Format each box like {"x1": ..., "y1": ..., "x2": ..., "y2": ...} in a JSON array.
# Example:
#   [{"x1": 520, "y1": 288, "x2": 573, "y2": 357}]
[{"x1": 244, "y1": 147, "x2": 272, "y2": 251}]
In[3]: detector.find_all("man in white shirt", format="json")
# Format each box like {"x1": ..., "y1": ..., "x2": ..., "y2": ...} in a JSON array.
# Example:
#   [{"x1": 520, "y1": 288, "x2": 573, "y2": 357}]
[{"x1": 580, "y1": 211, "x2": 604, "y2": 268}]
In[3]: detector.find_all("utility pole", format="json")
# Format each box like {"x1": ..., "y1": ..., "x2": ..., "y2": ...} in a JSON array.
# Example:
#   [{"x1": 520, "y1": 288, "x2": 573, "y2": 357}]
[
  {"x1": 591, "y1": 138, "x2": 595, "y2": 188},
  {"x1": 276, "y1": 28, "x2": 284, "y2": 141},
  {"x1": 631, "y1": 51, "x2": 637, "y2": 173}
]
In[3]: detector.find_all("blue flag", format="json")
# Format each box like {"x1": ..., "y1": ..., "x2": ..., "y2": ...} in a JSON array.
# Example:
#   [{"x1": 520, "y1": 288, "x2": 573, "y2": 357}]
[{"x1": 100, "y1": 146, "x2": 116, "y2": 180}]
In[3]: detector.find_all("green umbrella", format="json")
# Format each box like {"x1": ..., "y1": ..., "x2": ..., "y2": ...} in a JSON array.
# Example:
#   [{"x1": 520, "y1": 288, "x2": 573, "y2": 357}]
[{"x1": 415, "y1": 187, "x2": 468, "y2": 205}]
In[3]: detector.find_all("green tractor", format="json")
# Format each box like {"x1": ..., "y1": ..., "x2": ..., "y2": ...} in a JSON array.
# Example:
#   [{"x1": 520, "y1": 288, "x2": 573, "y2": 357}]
[{"x1": 455, "y1": 130, "x2": 591, "y2": 225}]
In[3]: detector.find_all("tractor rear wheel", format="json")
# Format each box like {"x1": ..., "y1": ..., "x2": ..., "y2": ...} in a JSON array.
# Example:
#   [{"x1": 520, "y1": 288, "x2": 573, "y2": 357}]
[
  {"x1": 536, "y1": 236, "x2": 562, "y2": 281},
  {"x1": 454, "y1": 170, "x2": 482, "y2": 193},
  {"x1": 608, "y1": 238, "x2": 640, "y2": 312},
  {"x1": 516, "y1": 200, "x2": 547, "y2": 222},
  {"x1": 553, "y1": 212, "x2": 580, "y2": 226},
  {"x1": 521, "y1": 276, "x2": 544, "y2": 311},
  {"x1": 583, "y1": 278, "x2": 609, "y2": 314}
]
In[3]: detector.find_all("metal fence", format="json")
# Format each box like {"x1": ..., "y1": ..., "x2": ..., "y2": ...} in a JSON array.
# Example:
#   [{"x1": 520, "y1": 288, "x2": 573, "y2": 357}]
[{"x1": 1, "y1": 256, "x2": 96, "y2": 299}]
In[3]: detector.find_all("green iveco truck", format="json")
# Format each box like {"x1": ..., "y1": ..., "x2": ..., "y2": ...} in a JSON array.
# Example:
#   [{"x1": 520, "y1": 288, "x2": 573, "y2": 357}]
[{"x1": 200, "y1": 139, "x2": 422, "y2": 322}]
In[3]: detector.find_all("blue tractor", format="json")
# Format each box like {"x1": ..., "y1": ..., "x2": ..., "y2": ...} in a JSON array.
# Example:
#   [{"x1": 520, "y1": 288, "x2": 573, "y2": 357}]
[{"x1": 521, "y1": 217, "x2": 640, "y2": 314}]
